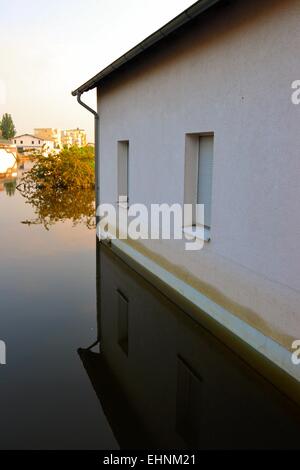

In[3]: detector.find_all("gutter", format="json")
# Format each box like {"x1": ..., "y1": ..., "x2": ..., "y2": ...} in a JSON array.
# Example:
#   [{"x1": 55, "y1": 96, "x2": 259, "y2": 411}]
[
  {"x1": 76, "y1": 93, "x2": 100, "y2": 209},
  {"x1": 71, "y1": 0, "x2": 222, "y2": 96}
]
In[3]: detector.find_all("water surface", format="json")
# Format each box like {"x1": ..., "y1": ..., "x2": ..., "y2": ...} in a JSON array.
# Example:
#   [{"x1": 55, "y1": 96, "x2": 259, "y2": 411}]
[
  {"x1": 0, "y1": 167, "x2": 117, "y2": 449},
  {"x1": 0, "y1": 163, "x2": 300, "y2": 450}
]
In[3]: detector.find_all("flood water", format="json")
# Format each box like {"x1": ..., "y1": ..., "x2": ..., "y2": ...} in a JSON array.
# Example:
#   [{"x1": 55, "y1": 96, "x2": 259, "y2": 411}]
[
  {"x1": 0, "y1": 161, "x2": 300, "y2": 450},
  {"x1": 0, "y1": 163, "x2": 117, "y2": 449}
]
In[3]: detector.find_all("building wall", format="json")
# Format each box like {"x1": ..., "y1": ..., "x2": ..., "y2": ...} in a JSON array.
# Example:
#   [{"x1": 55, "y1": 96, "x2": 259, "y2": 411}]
[
  {"x1": 61, "y1": 128, "x2": 87, "y2": 147},
  {"x1": 97, "y1": 0, "x2": 300, "y2": 292},
  {"x1": 34, "y1": 128, "x2": 86, "y2": 148},
  {"x1": 34, "y1": 128, "x2": 61, "y2": 148},
  {"x1": 14, "y1": 135, "x2": 43, "y2": 148},
  {"x1": 41, "y1": 140, "x2": 55, "y2": 155}
]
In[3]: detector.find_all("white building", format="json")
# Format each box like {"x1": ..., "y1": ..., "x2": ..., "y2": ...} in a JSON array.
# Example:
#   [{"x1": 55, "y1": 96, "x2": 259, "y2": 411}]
[
  {"x1": 72, "y1": 0, "x2": 300, "y2": 394},
  {"x1": 14, "y1": 134, "x2": 54, "y2": 155},
  {"x1": 14, "y1": 134, "x2": 44, "y2": 149}
]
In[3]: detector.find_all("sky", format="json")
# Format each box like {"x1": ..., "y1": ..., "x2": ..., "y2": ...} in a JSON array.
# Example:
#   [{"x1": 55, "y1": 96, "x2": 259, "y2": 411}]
[{"x1": 1, "y1": 0, "x2": 195, "y2": 141}]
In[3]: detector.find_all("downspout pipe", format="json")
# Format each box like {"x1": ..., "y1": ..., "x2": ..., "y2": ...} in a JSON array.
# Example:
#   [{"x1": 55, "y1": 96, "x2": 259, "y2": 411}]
[
  {"x1": 76, "y1": 94, "x2": 102, "y2": 332},
  {"x1": 76, "y1": 92, "x2": 100, "y2": 211}
]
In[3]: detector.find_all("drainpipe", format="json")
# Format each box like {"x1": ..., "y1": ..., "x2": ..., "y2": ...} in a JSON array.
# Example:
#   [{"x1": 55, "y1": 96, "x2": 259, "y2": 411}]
[{"x1": 76, "y1": 93, "x2": 100, "y2": 211}]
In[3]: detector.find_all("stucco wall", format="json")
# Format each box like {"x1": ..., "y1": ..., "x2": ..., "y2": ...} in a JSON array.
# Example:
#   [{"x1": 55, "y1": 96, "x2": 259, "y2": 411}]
[
  {"x1": 14, "y1": 135, "x2": 43, "y2": 147},
  {"x1": 97, "y1": 0, "x2": 300, "y2": 292}
]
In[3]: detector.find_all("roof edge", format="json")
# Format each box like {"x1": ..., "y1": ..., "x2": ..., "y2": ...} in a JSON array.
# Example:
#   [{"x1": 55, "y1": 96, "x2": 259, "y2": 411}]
[
  {"x1": 71, "y1": 0, "x2": 221, "y2": 96},
  {"x1": 14, "y1": 134, "x2": 45, "y2": 140}
]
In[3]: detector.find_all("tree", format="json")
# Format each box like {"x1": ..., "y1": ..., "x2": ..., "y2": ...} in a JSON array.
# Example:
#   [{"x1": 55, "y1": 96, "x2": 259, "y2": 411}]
[
  {"x1": 0, "y1": 113, "x2": 16, "y2": 140},
  {"x1": 18, "y1": 145, "x2": 95, "y2": 192},
  {"x1": 17, "y1": 146, "x2": 95, "y2": 230}
]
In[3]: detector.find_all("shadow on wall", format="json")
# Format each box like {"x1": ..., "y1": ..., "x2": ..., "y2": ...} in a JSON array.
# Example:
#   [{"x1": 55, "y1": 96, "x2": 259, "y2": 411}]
[{"x1": 78, "y1": 242, "x2": 300, "y2": 450}]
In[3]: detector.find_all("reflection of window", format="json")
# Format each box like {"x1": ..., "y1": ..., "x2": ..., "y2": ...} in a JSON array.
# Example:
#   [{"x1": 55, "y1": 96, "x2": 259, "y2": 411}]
[
  {"x1": 176, "y1": 356, "x2": 202, "y2": 447},
  {"x1": 117, "y1": 290, "x2": 129, "y2": 356}
]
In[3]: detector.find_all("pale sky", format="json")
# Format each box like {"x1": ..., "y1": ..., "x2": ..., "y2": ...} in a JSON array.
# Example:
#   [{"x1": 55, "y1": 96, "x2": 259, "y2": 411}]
[{"x1": 1, "y1": 0, "x2": 195, "y2": 141}]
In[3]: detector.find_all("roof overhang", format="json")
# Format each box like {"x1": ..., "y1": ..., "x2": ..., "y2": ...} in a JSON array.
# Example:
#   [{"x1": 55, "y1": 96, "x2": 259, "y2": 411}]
[{"x1": 71, "y1": 0, "x2": 222, "y2": 96}]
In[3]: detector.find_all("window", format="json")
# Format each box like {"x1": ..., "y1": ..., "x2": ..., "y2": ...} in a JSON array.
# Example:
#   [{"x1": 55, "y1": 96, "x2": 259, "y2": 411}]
[
  {"x1": 32, "y1": 141, "x2": 34, "y2": 145},
  {"x1": 117, "y1": 141, "x2": 129, "y2": 207},
  {"x1": 184, "y1": 133, "x2": 214, "y2": 241},
  {"x1": 38, "y1": 140, "x2": 40, "y2": 144},
  {"x1": 20, "y1": 140, "x2": 23, "y2": 144},
  {"x1": 197, "y1": 136, "x2": 214, "y2": 229},
  {"x1": 14, "y1": 140, "x2": 16, "y2": 144},
  {"x1": 117, "y1": 290, "x2": 129, "y2": 356}
]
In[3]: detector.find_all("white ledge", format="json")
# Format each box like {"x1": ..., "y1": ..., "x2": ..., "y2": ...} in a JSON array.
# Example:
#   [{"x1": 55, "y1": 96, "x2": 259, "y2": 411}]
[{"x1": 183, "y1": 225, "x2": 211, "y2": 242}]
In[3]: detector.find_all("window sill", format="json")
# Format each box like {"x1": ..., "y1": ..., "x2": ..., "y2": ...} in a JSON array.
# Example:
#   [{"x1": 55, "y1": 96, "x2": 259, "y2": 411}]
[
  {"x1": 117, "y1": 202, "x2": 129, "y2": 210},
  {"x1": 183, "y1": 225, "x2": 211, "y2": 242}
]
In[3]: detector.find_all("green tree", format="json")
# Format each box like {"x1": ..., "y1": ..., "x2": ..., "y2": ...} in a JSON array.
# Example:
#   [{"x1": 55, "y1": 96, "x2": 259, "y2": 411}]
[
  {"x1": 17, "y1": 146, "x2": 96, "y2": 230},
  {"x1": 0, "y1": 113, "x2": 16, "y2": 139},
  {"x1": 20, "y1": 145, "x2": 95, "y2": 191}
]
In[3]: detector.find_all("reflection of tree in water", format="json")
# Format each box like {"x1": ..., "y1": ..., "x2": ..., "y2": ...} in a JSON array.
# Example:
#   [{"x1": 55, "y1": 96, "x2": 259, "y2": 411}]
[
  {"x1": 16, "y1": 148, "x2": 96, "y2": 230},
  {"x1": 4, "y1": 179, "x2": 17, "y2": 197},
  {"x1": 17, "y1": 183, "x2": 96, "y2": 230}
]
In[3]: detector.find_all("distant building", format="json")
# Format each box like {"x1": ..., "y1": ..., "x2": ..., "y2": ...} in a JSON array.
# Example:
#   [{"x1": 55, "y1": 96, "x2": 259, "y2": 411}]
[
  {"x1": 34, "y1": 128, "x2": 61, "y2": 149},
  {"x1": 34, "y1": 127, "x2": 87, "y2": 148},
  {"x1": 14, "y1": 134, "x2": 44, "y2": 149},
  {"x1": 14, "y1": 134, "x2": 54, "y2": 155},
  {"x1": 40, "y1": 140, "x2": 55, "y2": 156},
  {"x1": 61, "y1": 128, "x2": 87, "y2": 148}
]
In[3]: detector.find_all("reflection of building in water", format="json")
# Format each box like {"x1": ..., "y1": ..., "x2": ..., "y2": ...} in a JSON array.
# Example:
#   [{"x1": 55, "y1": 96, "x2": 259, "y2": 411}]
[
  {"x1": 79, "y1": 244, "x2": 300, "y2": 450},
  {"x1": 3, "y1": 179, "x2": 17, "y2": 196},
  {"x1": 17, "y1": 157, "x2": 35, "y2": 180}
]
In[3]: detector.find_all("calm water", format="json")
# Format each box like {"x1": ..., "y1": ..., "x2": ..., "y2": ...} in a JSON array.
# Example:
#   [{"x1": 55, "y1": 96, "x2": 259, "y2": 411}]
[
  {"x1": 0, "y1": 165, "x2": 300, "y2": 450},
  {"x1": 0, "y1": 168, "x2": 117, "y2": 450}
]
